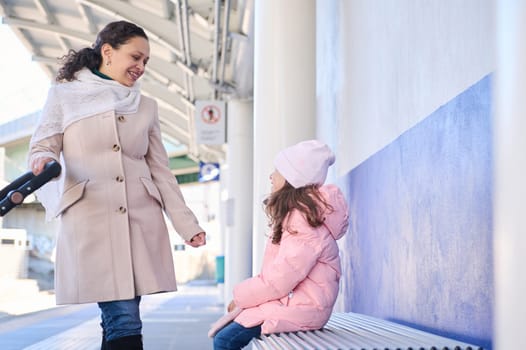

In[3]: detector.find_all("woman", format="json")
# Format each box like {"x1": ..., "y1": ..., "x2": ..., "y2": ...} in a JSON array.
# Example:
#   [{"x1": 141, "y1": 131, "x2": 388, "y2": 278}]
[
  {"x1": 28, "y1": 21, "x2": 206, "y2": 350},
  {"x1": 212, "y1": 140, "x2": 349, "y2": 350}
]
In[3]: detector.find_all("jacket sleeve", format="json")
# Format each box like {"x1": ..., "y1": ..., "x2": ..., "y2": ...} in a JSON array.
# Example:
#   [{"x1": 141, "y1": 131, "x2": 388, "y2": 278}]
[
  {"x1": 233, "y1": 211, "x2": 322, "y2": 308},
  {"x1": 145, "y1": 100, "x2": 204, "y2": 241}
]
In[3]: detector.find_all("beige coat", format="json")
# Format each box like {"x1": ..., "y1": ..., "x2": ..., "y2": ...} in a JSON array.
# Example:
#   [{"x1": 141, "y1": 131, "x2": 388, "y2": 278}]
[{"x1": 29, "y1": 95, "x2": 204, "y2": 304}]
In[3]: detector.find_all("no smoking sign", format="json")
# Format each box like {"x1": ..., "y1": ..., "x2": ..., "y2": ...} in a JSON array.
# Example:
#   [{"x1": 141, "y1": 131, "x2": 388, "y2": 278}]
[{"x1": 195, "y1": 100, "x2": 226, "y2": 145}]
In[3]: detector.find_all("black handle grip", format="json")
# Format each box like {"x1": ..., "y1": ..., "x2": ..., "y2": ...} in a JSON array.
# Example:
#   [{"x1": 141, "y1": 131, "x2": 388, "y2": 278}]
[
  {"x1": 0, "y1": 161, "x2": 62, "y2": 216},
  {"x1": 0, "y1": 172, "x2": 33, "y2": 200}
]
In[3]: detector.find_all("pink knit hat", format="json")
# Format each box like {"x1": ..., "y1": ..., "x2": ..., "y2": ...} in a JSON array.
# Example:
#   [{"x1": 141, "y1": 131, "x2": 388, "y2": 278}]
[{"x1": 274, "y1": 140, "x2": 335, "y2": 189}]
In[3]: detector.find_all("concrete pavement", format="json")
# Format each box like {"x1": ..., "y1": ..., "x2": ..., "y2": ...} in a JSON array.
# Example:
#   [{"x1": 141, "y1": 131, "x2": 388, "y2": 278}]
[{"x1": 0, "y1": 280, "x2": 224, "y2": 349}]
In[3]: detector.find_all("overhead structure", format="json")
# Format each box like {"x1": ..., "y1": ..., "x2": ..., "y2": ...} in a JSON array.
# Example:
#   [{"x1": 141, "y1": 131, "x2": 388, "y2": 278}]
[{"x1": 0, "y1": 0, "x2": 254, "y2": 164}]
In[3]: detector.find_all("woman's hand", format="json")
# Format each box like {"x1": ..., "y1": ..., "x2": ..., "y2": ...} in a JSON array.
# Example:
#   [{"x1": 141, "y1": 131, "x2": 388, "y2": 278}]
[
  {"x1": 30, "y1": 157, "x2": 54, "y2": 175},
  {"x1": 185, "y1": 232, "x2": 206, "y2": 247},
  {"x1": 227, "y1": 300, "x2": 236, "y2": 312}
]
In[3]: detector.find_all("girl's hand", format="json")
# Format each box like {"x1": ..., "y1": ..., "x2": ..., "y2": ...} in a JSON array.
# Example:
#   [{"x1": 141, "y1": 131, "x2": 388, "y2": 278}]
[
  {"x1": 30, "y1": 157, "x2": 54, "y2": 175},
  {"x1": 185, "y1": 232, "x2": 206, "y2": 247},
  {"x1": 227, "y1": 300, "x2": 236, "y2": 312}
]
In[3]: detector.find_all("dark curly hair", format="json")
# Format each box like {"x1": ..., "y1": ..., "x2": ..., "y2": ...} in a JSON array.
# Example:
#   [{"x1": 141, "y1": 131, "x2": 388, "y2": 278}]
[
  {"x1": 264, "y1": 182, "x2": 332, "y2": 244},
  {"x1": 56, "y1": 21, "x2": 148, "y2": 82}
]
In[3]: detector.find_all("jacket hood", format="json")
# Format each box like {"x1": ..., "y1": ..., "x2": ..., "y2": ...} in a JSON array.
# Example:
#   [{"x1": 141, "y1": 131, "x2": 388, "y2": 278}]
[{"x1": 319, "y1": 184, "x2": 349, "y2": 240}]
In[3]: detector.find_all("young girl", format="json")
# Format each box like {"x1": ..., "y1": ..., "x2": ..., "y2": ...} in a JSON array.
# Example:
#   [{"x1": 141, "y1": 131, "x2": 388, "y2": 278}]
[{"x1": 213, "y1": 139, "x2": 349, "y2": 350}]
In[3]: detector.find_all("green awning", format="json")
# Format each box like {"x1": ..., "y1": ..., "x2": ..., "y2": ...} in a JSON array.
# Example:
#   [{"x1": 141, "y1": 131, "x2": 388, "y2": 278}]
[{"x1": 169, "y1": 155, "x2": 200, "y2": 185}]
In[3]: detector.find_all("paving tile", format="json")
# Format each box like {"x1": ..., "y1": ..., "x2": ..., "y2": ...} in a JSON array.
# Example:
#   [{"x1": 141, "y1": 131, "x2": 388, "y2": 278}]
[{"x1": 0, "y1": 282, "x2": 224, "y2": 350}]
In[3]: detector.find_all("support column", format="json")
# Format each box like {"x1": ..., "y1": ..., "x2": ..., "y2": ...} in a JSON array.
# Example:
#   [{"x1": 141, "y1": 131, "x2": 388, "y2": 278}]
[
  {"x1": 252, "y1": 0, "x2": 316, "y2": 273},
  {"x1": 217, "y1": 162, "x2": 228, "y2": 305},
  {"x1": 224, "y1": 100, "x2": 254, "y2": 304},
  {"x1": 494, "y1": 1, "x2": 526, "y2": 348},
  {"x1": 0, "y1": 147, "x2": 4, "y2": 228}
]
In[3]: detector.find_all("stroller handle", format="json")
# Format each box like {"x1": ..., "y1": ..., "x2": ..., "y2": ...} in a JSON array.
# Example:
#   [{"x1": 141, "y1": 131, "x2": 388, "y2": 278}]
[{"x1": 0, "y1": 161, "x2": 62, "y2": 216}]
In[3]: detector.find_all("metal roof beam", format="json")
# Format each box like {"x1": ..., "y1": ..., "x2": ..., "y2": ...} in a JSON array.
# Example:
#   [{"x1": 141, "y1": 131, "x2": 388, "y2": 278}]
[
  {"x1": 141, "y1": 81, "x2": 192, "y2": 119},
  {"x1": 219, "y1": 0, "x2": 231, "y2": 85},
  {"x1": 0, "y1": 17, "x2": 188, "y2": 94},
  {"x1": 160, "y1": 0, "x2": 174, "y2": 20},
  {"x1": 2, "y1": 16, "x2": 93, "y2": 43},
  {"x1": 159, "y1": 120, "x2": 189, "y2": 145},
  {"x1": 180, "y1": 0, "x2": 191, "y2": 64},
  {"x1": 158, "y1": 113, "x2": 190, "y2": 141},
  {"x1": 169, "y1": 0, "x2": 214, "y2": 40},
  {"x1": 33, "y1": 0, "x2": 73, "y2": 53},
  {"x1": 0, "y1": 0, "x2": 10, "y2": 16},
  {"x1": 32, "y1": 55, "x2": 59, "y2": 65},
  {"x1": 34, "y1": 0, "x2": 55, "y2": 23},
  {"x1": 80, "y1": 0, "x2": 186, "y2": 59},
  {"x1": 77, "y1": 3, "x2": 98, "y2": 34},
  {"x1": 141, "y1": 80, "x2": 197, "y2": 153}
]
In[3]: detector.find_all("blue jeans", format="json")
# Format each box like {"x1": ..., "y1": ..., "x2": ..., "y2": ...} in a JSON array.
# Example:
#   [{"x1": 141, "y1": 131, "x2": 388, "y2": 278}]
[
  {"x1": 98, "y1": 297, "x2": 142, "y2": 341},
  {"x1": 213, "y1": 321, "x2": 262, "y2": 350}
]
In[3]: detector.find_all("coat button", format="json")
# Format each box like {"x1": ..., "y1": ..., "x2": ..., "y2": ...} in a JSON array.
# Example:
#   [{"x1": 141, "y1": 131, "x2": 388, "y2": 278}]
[
  {"x1": 116, "y1": 176, "x2": 124, "y2": 182},
  {"x1": 112, "y1": 144, "x2": 121, "y2": 152},
  {"x1": 118, "y1": 115, "x2": 126, "y2": 122},
  {"x1": 118, "y1": 206, "x2": 127, "y2": 213}
]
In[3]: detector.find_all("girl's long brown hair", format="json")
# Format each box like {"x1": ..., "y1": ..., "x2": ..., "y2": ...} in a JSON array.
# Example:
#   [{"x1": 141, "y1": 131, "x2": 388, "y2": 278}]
[{"x1": 264, "y1": 182, "x2": 332, "y2": 244}]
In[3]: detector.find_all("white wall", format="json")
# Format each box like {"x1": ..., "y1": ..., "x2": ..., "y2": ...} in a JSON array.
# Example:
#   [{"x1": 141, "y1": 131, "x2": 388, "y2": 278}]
[{"x1": 329, "y1": 0, "x2": 494, "y2": 174}]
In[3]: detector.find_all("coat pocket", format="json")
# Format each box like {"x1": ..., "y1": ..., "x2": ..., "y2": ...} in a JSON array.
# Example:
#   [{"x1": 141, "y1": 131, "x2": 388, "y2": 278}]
[
  {"x1": 55, "y1": 180, "x2": 89, "y2": 217},
  {"x1": 139, "y1": 177, "x2": 164, "y2": 208}
]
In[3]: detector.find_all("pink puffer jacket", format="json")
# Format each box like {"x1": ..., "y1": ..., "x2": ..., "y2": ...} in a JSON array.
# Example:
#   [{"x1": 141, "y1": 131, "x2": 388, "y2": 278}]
[{"x1": 233, "y1": 184, "x2": 349, "y2": 334}]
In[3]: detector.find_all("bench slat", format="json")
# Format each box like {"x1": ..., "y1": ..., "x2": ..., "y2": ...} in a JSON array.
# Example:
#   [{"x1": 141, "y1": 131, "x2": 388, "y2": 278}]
[
  {"x1": 329, "y1": 314, "x2": 423, "y2": 348},
  {"x1": 332, "y1": 313, "x2": 481, "y2": 349},
  {"x1": 281, "y1": 332, "x2": 317, "y2": 350},
  {"x1": 251, "y1": 312, "x2": 484, "y2": 350}
]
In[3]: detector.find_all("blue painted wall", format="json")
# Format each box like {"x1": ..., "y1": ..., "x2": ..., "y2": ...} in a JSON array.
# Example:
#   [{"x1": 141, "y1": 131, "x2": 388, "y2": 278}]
[{"x1": 343, "y1": 75, "x2": 493, "y2": 349}]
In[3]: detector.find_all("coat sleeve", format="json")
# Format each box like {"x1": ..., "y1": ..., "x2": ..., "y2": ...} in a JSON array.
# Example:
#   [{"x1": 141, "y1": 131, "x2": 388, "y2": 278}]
[
  {"x1": 233, "y1": 211, "x2": 322, "y2": 308},
  {"x1": 28, "y1": 86, "x2": 63, "y2": 165},
  {"x1": 145, "y1": 100, "x2": 204, "y2": 241},
  {"x1": 28, "y1": 134, "x2": 63, "y2": 165}
]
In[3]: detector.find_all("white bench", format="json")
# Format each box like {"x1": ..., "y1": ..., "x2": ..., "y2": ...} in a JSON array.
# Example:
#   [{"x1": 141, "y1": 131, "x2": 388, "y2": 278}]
[{"x1": 251, "y1": 312, "x2": 483, "y2": 350}]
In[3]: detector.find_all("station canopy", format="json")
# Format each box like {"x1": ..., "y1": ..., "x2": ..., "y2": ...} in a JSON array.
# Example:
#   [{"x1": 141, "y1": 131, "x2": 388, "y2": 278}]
[{"x1": 0, "y1": 0, "x2": 254, "y2": 165}]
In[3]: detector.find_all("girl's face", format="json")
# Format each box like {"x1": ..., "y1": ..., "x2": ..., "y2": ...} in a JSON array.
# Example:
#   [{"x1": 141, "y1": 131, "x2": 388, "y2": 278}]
[
  {"x1": 100, "y1": 36, "x2": 150, "y2": 87},
  {"x1": 270, "y1": 169, "x2": 286, "y2": 193}
]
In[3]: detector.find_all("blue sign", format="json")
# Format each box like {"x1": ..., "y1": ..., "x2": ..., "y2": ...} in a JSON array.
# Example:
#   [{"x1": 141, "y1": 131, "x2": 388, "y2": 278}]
[{"x1": 199, "y1": 161, "x2": 220, "y2": 182}]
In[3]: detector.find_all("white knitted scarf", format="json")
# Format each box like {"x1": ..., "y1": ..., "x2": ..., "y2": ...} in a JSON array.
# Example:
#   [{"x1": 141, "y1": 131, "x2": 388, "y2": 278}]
[
  {"x1": 30, "y1": 68, "x2": 142, "y2": 220},
  {"x1": 31, "y1": 68, "x2": 141, "y2": 143}
]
